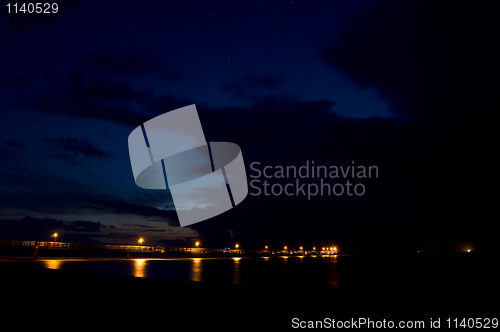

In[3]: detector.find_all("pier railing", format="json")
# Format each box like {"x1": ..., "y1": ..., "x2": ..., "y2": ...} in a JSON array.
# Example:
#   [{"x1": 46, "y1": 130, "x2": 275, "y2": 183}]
[
  {"x1": 0, "y1": 240, "x2": 162, "y2": 252},
  {"x1": 0, "y1": 240, "x2": 336, "y2": 258}
]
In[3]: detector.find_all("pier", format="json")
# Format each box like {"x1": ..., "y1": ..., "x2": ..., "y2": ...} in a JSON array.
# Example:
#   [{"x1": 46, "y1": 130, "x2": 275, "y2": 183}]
[{"x1": 0, "y1": 240, "x2": 338, "y2": 258}]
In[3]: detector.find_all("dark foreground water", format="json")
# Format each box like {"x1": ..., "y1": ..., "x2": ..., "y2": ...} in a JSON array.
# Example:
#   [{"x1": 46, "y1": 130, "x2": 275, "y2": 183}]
[
  {"x1": 2, "y1": 255, "x2": 345, "y2": 285},
  {"x1": 1, "y1": 253, "x2": 497, "y2": 289},
  {"x1": 1, "y1": 253, "x2": 498, "y2": 330}
]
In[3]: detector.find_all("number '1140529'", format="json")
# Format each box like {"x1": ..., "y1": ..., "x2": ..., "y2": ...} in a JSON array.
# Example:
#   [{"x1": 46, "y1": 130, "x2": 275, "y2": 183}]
[
  {"x1": 6, "y1": 3, "x2": 59, "y2": 14},
  {"x1": 446, "y1": 318, "x2": 498, "y2": 329}
]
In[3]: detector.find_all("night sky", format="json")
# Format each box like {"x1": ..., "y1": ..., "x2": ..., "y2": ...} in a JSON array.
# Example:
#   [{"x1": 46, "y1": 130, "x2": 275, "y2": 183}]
[{"x1": 0, "y1": 0, "x2": 498, "y2": 252}]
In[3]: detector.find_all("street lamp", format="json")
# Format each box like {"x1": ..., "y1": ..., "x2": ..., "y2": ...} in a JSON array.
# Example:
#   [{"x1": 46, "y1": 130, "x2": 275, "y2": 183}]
[
  {"x1": 138, "y1": 238, "x2": 144, "y2": 245},
  {"x1": 52, "y1": 233, "x2": 58, "y2": 242},
  {"x1": 265, "y1": 245, "x2": 268, "y2": 249},
  {"x1": 195, "y1": 241, "x2": 200, "y2": 247},
  {"x1": 235, "y1": 244, "x2": 239, "y2": 249}
]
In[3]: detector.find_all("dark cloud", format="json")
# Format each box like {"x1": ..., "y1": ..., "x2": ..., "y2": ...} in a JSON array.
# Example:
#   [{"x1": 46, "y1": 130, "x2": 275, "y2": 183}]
[
  {"x1": 0, "y1": 153, "x2": 102, "y2": 216},
  {"x1": 83, "y1": 49, "x2": 185, "y2": 82},
  {"x1": 147, "y1": 94, "x2": 195, "y2": 116},
  {"x1": 40, "y1": 136, "x2": 113, "y2": 161},
  {"x1": 80, "y1": 197, "x2": 179, "y2": 223},
  {"x1": 321, "y1": 0, "x2": 499, "y2": 122},
  {"x1": 86, "y1": 80, "x2": 134, "y2": 102},
  {"x1": 13, "y1": 48, "x2": 188, "y2": 127},
  {"x1": 4, "y1": 76, "x2": 29, "y2": 91},
  {"x1": 5, "y1": 140, "x2": 25, "y2": 150},
  {"x1": 38, "y1": 62, "x2": 65, "y2": 85},
  {"x1": 319, "y1": 0, "x2": 498, "y2": 190},
  {"x1": 220, "y1": 74, "x2": 287, "y2": 101},
  {"x1": 83, "y1": 50, "x2": 155, "y2": 76},
  {"x1": 0, "y1": 149, "x2": 14, "y2": 157},
  {"x1": 22, "y1": 69, "x2": 190, "y2": 127},
  {"x1": 243, "y1": 74, "x2": 287, "y2": 90},
  {"x1": 0, "y1": 41, "x2": 31, "y2": 69},
  {"x1": 122, "y1": 224, "x2": 156, "y2": 229},
  {"x1": 64, "y1": 220, "x2": 105, "y2": 233},
  {"x1": 0, "y1": 216, "x2": 104, "y2": 242},
  {"x1": 321, "y1": 1, "x2": 431, "y2": 117},
  {"x1": 198, "y1": 96, "x2": 340, "y2": 162},
  {"x1": 134, "y1": 88, "x2": 155, "y2": 108}
]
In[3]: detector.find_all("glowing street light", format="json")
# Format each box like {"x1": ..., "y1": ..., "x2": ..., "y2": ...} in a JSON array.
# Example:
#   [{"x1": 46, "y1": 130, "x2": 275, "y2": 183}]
[
  {"x1": 300, "y1": 247, "x2": 303, "y2": 250},
  {"x1": 313, "y1": 247, "x2": 316, "y2": 250},
  {"x1": 467, "y1": 249, "x2": 471, "y2": 252},
  {"x1": 138, "y1": 238, "x2": 144, "y2": 244},
  {"x1": 265, "y1": 246, "x2": 268, "y2": 249},
  {"x1": 52, "y1": 233, "x2": 58, "y2": 242},
  {"x1": 235, "y1": 244, "x2": 239, "y2": 249},
  {"x1": 284, "y1": 246, "x2": 287, "y2": 250},
  {"x1": 195, "y1": 241, "x2": 200, "y2": 247}
]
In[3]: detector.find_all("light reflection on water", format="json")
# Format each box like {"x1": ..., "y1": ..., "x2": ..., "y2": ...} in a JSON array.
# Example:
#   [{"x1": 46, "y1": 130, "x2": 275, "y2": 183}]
[
  {"x1": 190, "y1": 258, "x2": 202, "y2": 282},
  {"x1": 232, "y1": 257, "x2": 242, "y2": 284},
  {"x1": 134, "y1": 259, "x2": 147, "y2": 278},
  {"x1": 43, "y1": 259, "x2": 63, "y2": 270},
  {"x1": 328, "y1": 255, "x2": 340, "y2": 289},
  {"x1": 30, "y1": 256, "x2": 342, "y2": 287}
]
